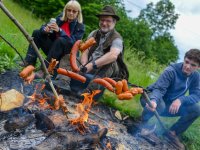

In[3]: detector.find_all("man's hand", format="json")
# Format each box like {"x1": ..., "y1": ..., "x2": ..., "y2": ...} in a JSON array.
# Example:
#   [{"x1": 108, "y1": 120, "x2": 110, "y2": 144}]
[
  {"x1": 169, "y1": 99, "x2": 181, "y2": 114},
  {"x1": 85, "y1": 62, "x2": 93, "y2": 73},
  {"x1": 146, "y1": 101, "x2": 157, "y2": 112}
]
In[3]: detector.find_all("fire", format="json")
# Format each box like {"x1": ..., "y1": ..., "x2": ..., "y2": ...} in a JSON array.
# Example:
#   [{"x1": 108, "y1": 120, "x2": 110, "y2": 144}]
[
  {"x1": 70, "y1": 90, "x2": 101, "y2": 133},
  {"x1": 26, "y1": 84, "x2": 53, "y2": 109},
  {"x1": 26, "y1": 84, "x2": 68, "y2": 114},
  {"x1": 106, "y1": 141, "x2": 112, "y2": 150}
]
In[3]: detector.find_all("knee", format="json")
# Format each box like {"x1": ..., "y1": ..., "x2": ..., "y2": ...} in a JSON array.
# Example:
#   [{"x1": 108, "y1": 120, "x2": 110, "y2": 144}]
[
  {"x1": 32, "y1": 29, "x2": 41, "y2": 37},
  {"x1": 194, "y1": 104, "x2": 200, "y2": 116},
  {"x1": 186, "y1": 103, "x2": 200, "y2": 116},
  {"x1": 140, "y1": 95, "x2": 146, "y2": 108}
]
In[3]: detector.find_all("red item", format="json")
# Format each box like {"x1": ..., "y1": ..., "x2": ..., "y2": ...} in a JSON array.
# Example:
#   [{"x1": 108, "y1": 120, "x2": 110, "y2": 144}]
[{"x1": 60, "y1": 22, "x2": 71, "y2": 37}]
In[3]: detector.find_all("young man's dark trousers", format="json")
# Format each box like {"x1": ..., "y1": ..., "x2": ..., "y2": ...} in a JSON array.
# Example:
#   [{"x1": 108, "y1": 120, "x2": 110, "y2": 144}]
[{"x1": 140, "y1": 95, "x2": 200, "y2": 135}]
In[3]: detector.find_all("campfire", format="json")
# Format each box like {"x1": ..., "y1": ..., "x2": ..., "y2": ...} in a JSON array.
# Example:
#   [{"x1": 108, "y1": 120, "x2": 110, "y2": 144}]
[{"x1": 0, "y1": 71, "x2": 179, "y2": 150}]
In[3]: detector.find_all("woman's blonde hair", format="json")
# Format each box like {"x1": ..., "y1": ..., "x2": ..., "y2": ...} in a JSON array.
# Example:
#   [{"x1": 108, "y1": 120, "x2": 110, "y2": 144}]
[{"x1": 61, "y1": 0, "x2": 83, "y2": 23}]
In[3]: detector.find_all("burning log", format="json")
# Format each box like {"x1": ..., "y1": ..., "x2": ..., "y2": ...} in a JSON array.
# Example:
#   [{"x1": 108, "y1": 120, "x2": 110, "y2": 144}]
[{"x1": 33, "y1": 128, "x2": 108, "y2": 150}]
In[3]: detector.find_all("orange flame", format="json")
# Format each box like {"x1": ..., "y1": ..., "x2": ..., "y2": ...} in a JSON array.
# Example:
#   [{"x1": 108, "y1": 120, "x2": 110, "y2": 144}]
[
  {"x1": 106, "y1": 141, "x2": 112, "y2": 150},
  {"x1": 70, "y1": 90, "x2": 101, "y2": 133},
  {"x1": 26, "y1": 84, "x2": 53, "y2": 109}
]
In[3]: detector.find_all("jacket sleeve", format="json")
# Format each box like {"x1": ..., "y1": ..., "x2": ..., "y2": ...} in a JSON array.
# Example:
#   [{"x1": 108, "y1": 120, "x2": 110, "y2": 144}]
[
  {"x1": 148, "y1": 67, "x2": 174, "y2": 103},
  {"x1": 178, "y1": 73, "x2": 200, "y2": 105},
  {"x1": 68, "y1": 23, "x2": 85, "y2": 44}
]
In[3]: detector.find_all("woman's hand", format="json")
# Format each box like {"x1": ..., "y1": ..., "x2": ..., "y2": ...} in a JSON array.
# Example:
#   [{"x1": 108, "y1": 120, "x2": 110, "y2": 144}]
[
  {"x1": 47, "y1": 22, "x2": 60, "y2": 32},
  {"x1": 44, "y1": 26, "x2": 51, "y2": 32}
]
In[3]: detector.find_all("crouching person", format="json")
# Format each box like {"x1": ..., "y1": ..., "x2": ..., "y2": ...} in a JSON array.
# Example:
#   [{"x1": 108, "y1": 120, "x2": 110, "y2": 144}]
[
  {"x1": 140, "y1": 49, "x2": 200, "y2": 149},
  {"x1": 22, "y1": 0, "x2": 84, "y2": 80},
  {"x1": 70, "y1": 5, "x2": 129, "y2": 100}
]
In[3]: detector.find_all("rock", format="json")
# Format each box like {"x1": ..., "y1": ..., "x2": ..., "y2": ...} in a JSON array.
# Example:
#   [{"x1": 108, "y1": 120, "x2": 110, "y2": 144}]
[
  {"x1": 4, "y1": 114, "x2": 35, "y2": 132},
  {"x1": 0, "y1": 89, "x2": 24, "y2": 112},
  {"x1": 35, "y1": 112, "x2": 55, "y2": 133}
]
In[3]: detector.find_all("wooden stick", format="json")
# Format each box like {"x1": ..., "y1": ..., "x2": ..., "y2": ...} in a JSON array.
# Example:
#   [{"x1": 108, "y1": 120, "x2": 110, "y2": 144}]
[
  {"x1": 0, "y1": 1, "x2": 67, "y2": 115},
  {"x1": 143, "y1": 91, "x2": 168, "y2": 132}
]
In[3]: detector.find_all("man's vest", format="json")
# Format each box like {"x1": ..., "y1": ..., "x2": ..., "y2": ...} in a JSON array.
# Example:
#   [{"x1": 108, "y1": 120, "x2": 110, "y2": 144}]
[{"x1": 88, "y1": 29, "x2": 129, "y2": 80}]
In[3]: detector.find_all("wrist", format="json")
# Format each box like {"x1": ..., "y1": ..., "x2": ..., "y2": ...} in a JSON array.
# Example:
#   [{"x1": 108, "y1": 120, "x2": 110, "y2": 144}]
[
  {"x1": 92, "y1": 60, "x2": 98, "y2": 69},
  {"x1": 59, "y1": 28, "x2": 62, "y2": 33}
]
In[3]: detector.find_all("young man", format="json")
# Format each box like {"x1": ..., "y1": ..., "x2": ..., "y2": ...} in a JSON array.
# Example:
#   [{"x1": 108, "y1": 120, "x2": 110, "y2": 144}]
[
  {"x1": 140, "y1": 49, "x2": 200, "y2": 149},
  {"x1": 70, "y1": 5, "x2": 129, "y2": 98}
]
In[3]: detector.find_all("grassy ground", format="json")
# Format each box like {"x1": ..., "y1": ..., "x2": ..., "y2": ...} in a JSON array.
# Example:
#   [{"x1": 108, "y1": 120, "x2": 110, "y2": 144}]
[
  {"x1": 0, "y1": 0, "x2": 44, "y2": 71},
  {"x1": 0, "y1": 1, "x2": 200, "y2": 149}
]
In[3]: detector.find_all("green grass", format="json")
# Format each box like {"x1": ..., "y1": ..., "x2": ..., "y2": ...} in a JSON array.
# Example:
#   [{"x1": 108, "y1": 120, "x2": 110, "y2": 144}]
[
  {"x1": 1, "y1": 1, "x2": 200, "y2": 149},
  {"x1": 0, "y1": 0, "x2": 44, "y2": 71}
]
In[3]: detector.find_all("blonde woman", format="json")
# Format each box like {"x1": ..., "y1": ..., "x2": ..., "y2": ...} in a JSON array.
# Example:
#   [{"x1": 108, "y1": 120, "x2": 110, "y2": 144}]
[{"x1": 23, "y1": 0, "x2": 84, "y2": 78}]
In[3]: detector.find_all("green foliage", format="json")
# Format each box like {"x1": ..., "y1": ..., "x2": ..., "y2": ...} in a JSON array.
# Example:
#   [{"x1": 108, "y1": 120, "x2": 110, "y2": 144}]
[
  {"x1": 0, "y1": 54, "x2": 18, "y2": 72},
  {"x1": 151, "y1": 33, "x2": 179, "y2": 64},
  {"x1": 138, "y1": 0, "x2": 179, "y2": 36},
  {"x1": 0, "y1": 0, "x2": 44, "y2": 73},
  {"x1": 118, "y1": 19, "x2": 153, "y2": 57}
]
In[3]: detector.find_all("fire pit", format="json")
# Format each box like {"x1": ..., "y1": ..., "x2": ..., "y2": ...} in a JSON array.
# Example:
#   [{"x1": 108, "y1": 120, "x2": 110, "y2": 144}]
[{"x1": 0, "y1": 70, "x2": 178, "y2": 150}]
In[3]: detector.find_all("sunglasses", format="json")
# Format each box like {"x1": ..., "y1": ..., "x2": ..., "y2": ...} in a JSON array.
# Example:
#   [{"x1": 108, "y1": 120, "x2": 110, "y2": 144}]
[{"x1": 66, "y1": 9, "x2": 78, "y2": 14}]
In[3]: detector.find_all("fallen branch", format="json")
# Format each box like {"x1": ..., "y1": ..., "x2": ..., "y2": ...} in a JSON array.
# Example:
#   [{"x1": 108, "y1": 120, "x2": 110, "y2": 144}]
[
  {"x1": 89, "y1": 110, "x2": 107, "y2": 121},
  {"x1": 0, "y1": 1, "x2": 67, "y2": 115},
  {"x1": 0, "y1": 34, "x2": 25, "y2": 65}
]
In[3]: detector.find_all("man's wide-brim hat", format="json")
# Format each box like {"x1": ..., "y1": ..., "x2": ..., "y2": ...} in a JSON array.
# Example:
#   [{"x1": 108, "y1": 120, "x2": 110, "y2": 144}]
[{"x1": 96, "y1": 5, "x2": 120, "y2": 21}]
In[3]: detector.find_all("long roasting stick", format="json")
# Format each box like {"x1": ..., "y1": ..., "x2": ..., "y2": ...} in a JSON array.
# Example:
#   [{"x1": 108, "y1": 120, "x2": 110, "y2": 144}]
[{"x1": 0, "y1": 1, "x2": 68, "y2": 114}]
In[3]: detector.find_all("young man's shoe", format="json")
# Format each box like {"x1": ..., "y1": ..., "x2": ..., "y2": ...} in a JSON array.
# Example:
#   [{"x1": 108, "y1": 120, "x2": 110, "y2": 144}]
[
  {"x1": 163, "y1": 131, "x2": 185, "y2": 150},
  {"x1": 140, "y1": 123, "x2": 157, "y2": 136}
]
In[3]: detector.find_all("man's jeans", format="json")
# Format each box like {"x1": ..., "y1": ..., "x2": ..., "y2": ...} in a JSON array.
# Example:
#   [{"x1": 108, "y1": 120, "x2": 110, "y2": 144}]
[{"x1": 140, "y1": 94, "x2": 200, "y2": 135}]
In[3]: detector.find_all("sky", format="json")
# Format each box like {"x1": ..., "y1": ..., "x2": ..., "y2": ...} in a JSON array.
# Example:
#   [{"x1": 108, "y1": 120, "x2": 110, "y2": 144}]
[{"x1": 124, "y1": 0, "x2": 200, "y2": 61}]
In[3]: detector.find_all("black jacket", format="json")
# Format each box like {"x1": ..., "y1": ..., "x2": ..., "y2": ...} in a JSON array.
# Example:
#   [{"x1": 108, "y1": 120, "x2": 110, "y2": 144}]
[{"x1": 40, "y1": 13, "x2": 85, "y2": 45}]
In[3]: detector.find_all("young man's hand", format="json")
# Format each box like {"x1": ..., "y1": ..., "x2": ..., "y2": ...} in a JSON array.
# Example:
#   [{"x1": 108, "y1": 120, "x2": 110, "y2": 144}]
[
  {"x1": 146, "y1": 101, "x2": 157, "y2": 112},
  {"x1": 169, "y1": 99, "x2": 181, "y2": 114}
]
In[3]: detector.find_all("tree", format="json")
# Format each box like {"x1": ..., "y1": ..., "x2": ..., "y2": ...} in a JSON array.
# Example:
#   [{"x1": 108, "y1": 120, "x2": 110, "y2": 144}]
[
  {"x1": 138, "y1": 0, "x2": 179, "y2": 36},
  {"x1": 151, "y1": 33, "x2": 179, "y2": 64}
]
